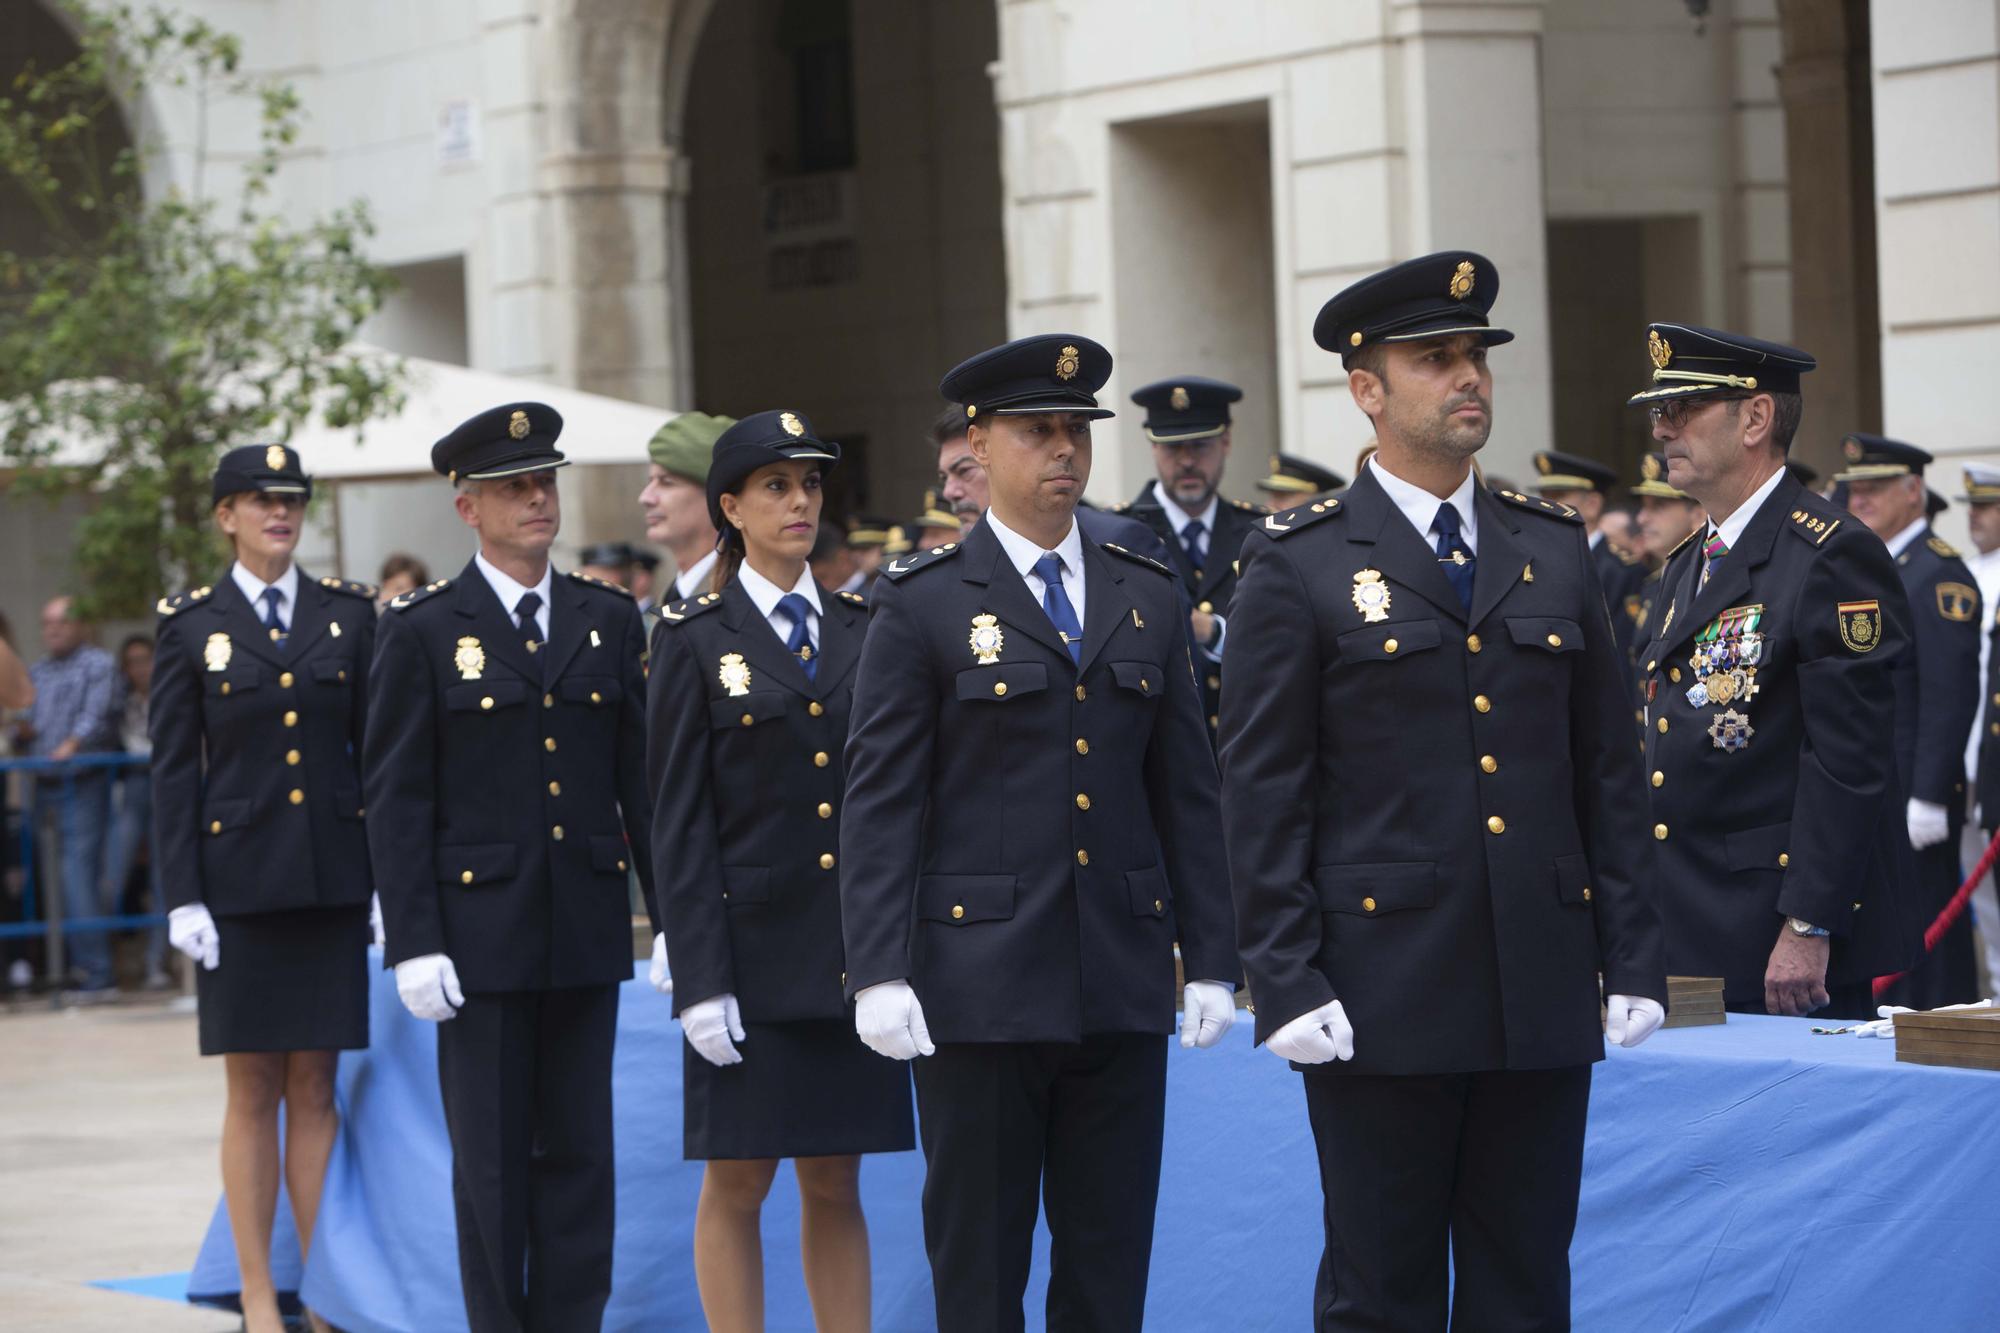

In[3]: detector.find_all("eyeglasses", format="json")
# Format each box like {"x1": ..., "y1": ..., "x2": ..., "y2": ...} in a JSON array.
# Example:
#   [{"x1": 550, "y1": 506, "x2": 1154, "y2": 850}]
[{"x1": 1648, "y1": 393, "x2": 1752, "y2": 430}]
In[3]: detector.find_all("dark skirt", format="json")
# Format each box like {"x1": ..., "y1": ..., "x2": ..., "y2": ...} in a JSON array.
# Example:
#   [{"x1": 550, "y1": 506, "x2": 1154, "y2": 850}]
[
  {"x1": 196, "y1": 905, "x2": 371, "y2": 1056},
  {"x1": 683, "y1": 1017, "x2": 915, "y2": 1160}
]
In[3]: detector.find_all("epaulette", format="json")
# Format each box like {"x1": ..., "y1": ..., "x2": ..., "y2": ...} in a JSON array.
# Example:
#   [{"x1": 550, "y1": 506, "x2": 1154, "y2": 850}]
[
  {"x1": 1927, "y1": 535, "x2": 1961, "y2": 560},
  {"x1": 1664, "y1": 525, "x2": 1701, "y2": 561},
  {"x1": 836, "y1": 589, "x2": 867, "y2": 607},
  {"x1": 387, "y1": 578, "x2": 454, "y2": 612},
  {"x1": 655, "y1": 591, "x2": 725, "y2": 626},
  {"x1": 1786, "y1": 506, "x2": 1843, "y2": 548},
  {"x1": 1493, "y1": 489, "x2": 1582, "y2": 522},
  {"x1": 156, "y1": 584, "x2": 215, "y2": 618},
  {"x1": 881, "y1": 540, "x2": 962, "y2": 582},
  {"x1": 567, "y1": 570, "x2": 635, "y2": 599},
  {"x1": 317, "y1": 576, "x2": 378, "y2": 601},
  {"x1": 1105, "y1": 501, "x2": 1132, "y2": 514},
  {"x1": 1100, "y1": 542, "x2": 1172, "y2": 576},
  {"x1": 1256, "y1": 496, "x2": 1342, "y2": 539}
]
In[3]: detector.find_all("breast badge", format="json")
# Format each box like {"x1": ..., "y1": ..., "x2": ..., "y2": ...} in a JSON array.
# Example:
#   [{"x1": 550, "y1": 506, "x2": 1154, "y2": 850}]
[
  {"x1": 719, "y1": 652, "x2": 753, "y2": 697},
  {"x1": 1708, "y1": 708, "x2": 1754, "y2": 752},
  {"x1": 1837, "y1": 600, "x2": 1881, "y2": 653},
  {"x1": 455, "y1": 636, "x2": 486, "y2": 680},
  {"x1": 204, "y1": 633, "x2": 232, "y2": 672},
  {"x1": 1350, "y1": 569, "x2": 1391, "y2": 623},
  {"x1": 969, "y1": 613, "x2": 1005, "y2": 665}
]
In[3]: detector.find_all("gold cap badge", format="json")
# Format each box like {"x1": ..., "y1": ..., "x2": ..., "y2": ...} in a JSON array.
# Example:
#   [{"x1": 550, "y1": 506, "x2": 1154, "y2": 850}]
[
  {"x1": 1648, "y1": 330, "x2": 1672, "y2": 370},
  {"x1": 508, "y1": 410, "x2": 530, "y2": 441},
  {"x1": 455, "y1": 637, "x2": 486, "y2": 680},
  {"x1": 265, "y1": 445, "x2": 287, "y2": 471},
  {"x1": 1170, "y1": 386, "x2": 1191, "y2": 411},
  {"x1": 1448, "y1": 260, "x2": 1475, "y2": 300},
  {"x1": 1534, "y1": 452, "x2": 1552, "y2": 475},
  {"x1": 1642, "y1": 453, "x2": 1662, "y2": 481},
  {"x1": 719, "y1": 652, "x2": 752, "y2": 697},
  {"x1": 204, "y1": 633, "x2": 232, "y2": 673},
  {"x1": 1055, "y1": 345, "x2": 1081, "y2": 382},
  {"x1": 1843, "y1": 437, "x2": 1864, "y2": 462},
  {"x1": 780, "y1": 412, "x2": 805, "y2": 438}
]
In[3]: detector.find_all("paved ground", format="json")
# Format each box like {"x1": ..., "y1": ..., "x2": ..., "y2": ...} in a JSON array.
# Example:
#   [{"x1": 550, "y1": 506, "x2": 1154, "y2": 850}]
[{"x1": 0, "y1": 992, "x2": 238, "y2": 1331}]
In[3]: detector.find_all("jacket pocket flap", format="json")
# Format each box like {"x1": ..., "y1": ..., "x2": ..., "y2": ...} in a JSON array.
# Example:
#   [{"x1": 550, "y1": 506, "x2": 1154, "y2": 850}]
[
  {"x1": 589, "y1": 834, "x2": 630, "y2": 874},
  {"x1": 205, "y1": 670, "x2": 260, "y2": 697},
  {"x1": 709, "y1": 692, "x2": 788, "y2": 729},
  {"x1": 446, "y1": 680, "x2": 529, "y2": 713},
  {"x1": 1506, "y1": 617, "x2": 1585, "y2": 653},
  {"x1": 1313, "y1": 862, "x2": 1437, "y2": 915},
  {"x1": 1125, "y1": 865, "x2": 1172, "y2": 918},
  {"x1": 954, "y1": 662, "x2": 1048, "y2": 703},
  {"x1": 1108, "y1": 661, "x2": 1163, "y2": 697},
  {"x1": 202, "y1": 797, "x2": 251, "y2": 833},
  {"x1": 1553, "y1": 852, "x2": 1594, "y2": 905},
  {"x1": 916, "y1": 874, "x2": 1017, "y2": 924},
  {"x1": 436, "y1": 843, "x2": 518, "y2": 886},
  {"x1": 1724, "y1": 821, "x2": 1791, "y2": 872},
  {"x1": 1336, "y1": 620, "x2": 1441, "y2": 663},
  {"x1": 559, "y1": 676, "x2": 622, "y2": 706},
  {"x1": 722, "y1": 865, "x2": 771, "y2": 905},
  {"x1": 310, "y1": 658, "x2": 356, "y2": 684}
]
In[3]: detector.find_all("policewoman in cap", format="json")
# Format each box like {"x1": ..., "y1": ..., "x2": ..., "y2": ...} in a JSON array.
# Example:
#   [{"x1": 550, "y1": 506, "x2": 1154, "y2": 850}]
[
  {"x1": 1219, "y1": 253, "x2": 1666, "y2": 1330},
  {"x1": 839, "y1": 334, "x2": 1239, "y2": 1332},
  {"x1": 1119, "y1": 374, "x2": 1263, "y2": 738},
  {"x1": 362, "y1": 402, "x2": 656, "y2": 1332},
  {"x1": 1834, "y1": 434, "x2": 1983, "y2": 1008},
  {"x1": 639, "y1": 410, "x2": 737, "y2": 605},
  {"x1": 149, "y1": 443, "x2": 377, "y2": 1333},
  {"x1": 1634, "y1": 326, "x2": 1922, "y2": 1026},
  {"x1": 645, "y1": 409, "x2": 910, "y2": 1331},
  {"x1": 1531, "y1": 449, "x2": 1649, "y2": 659},
  {"x1": 1256, "y1": 452, "x2": 1347, "y2": 507}
]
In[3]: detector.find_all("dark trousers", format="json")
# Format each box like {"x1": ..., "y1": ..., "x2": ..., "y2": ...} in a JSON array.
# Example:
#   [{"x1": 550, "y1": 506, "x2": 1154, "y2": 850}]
[
  {"x1": 1303, "y1": 1065, "x2": 1592, "y2": 1333},
  {"x1": 436, "y1": 983, "x2": 620, "y2": 1333},
  {"x1": 912, "y1": 1034, "x2": 1167, "y2": 1333},
  {"x1": 1880, "y1": 834, "x2": 1980, "y2": 1010}
]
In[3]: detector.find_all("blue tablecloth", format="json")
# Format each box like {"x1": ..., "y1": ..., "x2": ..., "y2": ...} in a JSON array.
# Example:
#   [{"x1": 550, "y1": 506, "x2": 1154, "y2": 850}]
[{"x1": 190, "y1": 964, "x2": 2000, "y2": 1330}]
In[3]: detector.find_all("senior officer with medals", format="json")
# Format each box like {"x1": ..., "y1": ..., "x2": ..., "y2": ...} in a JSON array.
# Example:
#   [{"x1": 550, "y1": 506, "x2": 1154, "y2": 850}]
[
  {"x1": 363, "y1": 403, "x2": 656, "y2": 1332},
  {"x1": 1530, "y1": 449, "x2": 1650, "y2": 659},
  {"x1": 1634, "y1": 326, "x2": 1922, "y2": 1019},
  {"x1": 1835, "y1": 434, "x2": 1983, "y2": 1007},
  {"x1": 1219, "y1": 252, "x2": 1666, "y2": 1331},
  {"x1": 839, "y1": 334, "x2": 1239, "y2": 1333},
  {"x1": 1118, "y1": 376, "x2": 1262, "y2": 736}
]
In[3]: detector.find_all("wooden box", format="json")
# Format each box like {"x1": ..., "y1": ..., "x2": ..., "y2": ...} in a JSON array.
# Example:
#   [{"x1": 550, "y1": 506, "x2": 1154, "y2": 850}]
[
  {"x1": 1662, "y1": 976, "x2": 1726, "y2": 1029},
  {"x1": 1895, "y1": 1008, "x2": 2000, "y2": 1072}
]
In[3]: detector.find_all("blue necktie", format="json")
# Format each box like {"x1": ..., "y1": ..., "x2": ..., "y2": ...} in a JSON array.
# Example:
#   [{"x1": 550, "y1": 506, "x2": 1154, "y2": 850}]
[
  {"x1": 1181, "y1": 519, "x2": 1207, "y2": 578},
  {"x1": 1032, "y1": 553, "x2": 1083, "y2": 665},
  {"x1": 514, "y1": 592, "x2": 542, "y2": 650},
  {"x1": 777, "y1": 593, "x2": 817, "y2": 682},
  {"x1": 1433, "y1": 502, "x2": 1475, "y2": 612},
  {"x1": 260, "y1": 587, "x2": 289, "y2": 651}
]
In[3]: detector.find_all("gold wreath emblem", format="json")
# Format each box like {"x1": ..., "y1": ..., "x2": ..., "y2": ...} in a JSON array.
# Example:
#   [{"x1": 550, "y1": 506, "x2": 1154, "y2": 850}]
[
  {"x1": 508, "y1": 410, "x2": 530, "y2": 440},
  {"x1": 265, "y1": 444, "x2": 287, "y2": 472},
  {"x1": 1055, "y1": 345, "x2": 1081, "y2": 381},
  {"x1": 1170, "y1": 386, "x2": 1191, "y2": 411},
  {"x1": 1648, "y1": 330, "x2": 1672, "y2": 371},
  {"x1": 455, "y1": 636, "x2": 486, "y2": 680},
  {"x1": 779, "y1": 411, "x2": 805, "y2": 438},
  {"x1": 718, "y1": 652, "x2": 753, "y2": 697},
  {"x1": 203, "y1": 632, "x2": 232, "y2": 673},
  {"x1": 1447, "y1": 260, "x2": 1475, "y2": 300},
  {"x1": 1534, "y1": 452, "x2": 1553, "y2": 476},
  {"x1": 968, "y1": 613, "x2": 1005, "y2": 665},
  {"x1": 1642, "y1": 453, "x2": 1662, "y2": 481}
]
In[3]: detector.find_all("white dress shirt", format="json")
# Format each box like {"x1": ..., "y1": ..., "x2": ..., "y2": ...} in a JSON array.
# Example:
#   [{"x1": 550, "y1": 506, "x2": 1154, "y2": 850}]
[
  {"x1": 230, "y1": 560, "x2": 300, "y2": 628},
  {"x1": 674, "y1": 549, "x2": 719, "y2": 601},
  {"x1": 1367, "y1": 456, "x2": 1481, "y2": 555},
  {"x1": 1885, "y1": 515, "x2": 1929, "y2": 561},
  {"x1": 1152, "y1": 482, "x2": 1229, "y2": 659},
  {"x1": 986, "y1": 508, "x2": 1087, "y2": 627},
  {"x1": 475, "y1": 551, "x2": 553, "y2": 639},
  {"x1": 1707, "y1": 465, "x2": 1788, "y2": 552},
  {"x1": 736, "y1": 560, "x2": 823, "y2": 652}
]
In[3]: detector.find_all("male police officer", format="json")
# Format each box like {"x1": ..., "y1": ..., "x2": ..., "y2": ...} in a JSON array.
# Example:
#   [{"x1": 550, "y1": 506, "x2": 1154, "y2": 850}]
[
  {"x1": 638, "y1": 410, "x2": 737, "y2": 604},
  {"x1": 1836, "y1": 434, "x2": 1982, "y2": 1007},
  {"x1": 1221, "y1": 253, "x2": 1666, "y2": 1330},
  {"x1": 1629, "y1": 451, "x2": 1705, "y2": 681},
  {"x1": 365, "y1": 403, "x2": 656, "y2": 1332},
  {"x1": 840, "y1": 335, "x2": 1239, "y2": 1332},
  {"x1": 1120, "y1": 376, "x2": 1263, "y2": 735},
  {"x1": 1635, "y1": 327, "x2": 1922, "y2": 1019},
  {"x1": 1531, "y1": 448, "x2": 1649, "y2": 659}
]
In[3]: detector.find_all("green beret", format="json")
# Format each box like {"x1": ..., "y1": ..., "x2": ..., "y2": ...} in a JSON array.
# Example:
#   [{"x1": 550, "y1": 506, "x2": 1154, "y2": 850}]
[{"x1": 647, "y1": 411, "x2": 737, "y2": 482}]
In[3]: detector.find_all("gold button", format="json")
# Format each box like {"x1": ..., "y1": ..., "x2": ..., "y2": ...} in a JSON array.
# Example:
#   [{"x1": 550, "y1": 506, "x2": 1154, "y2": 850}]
[
  {"x1": 1992, "y1": 693, "x2": 2000, "y2": 707},
  {"x1": 814, "y1": 751, "x2": 830, "y2": 768},
  {"x1": 1154, "y1": 898, "x2": 1163, "y2": 912},
  {"x1": 820, "y1": 853, "x2": 836, "y2": 870},
  {"x1": 1991, "y1": 722, "x2": 1999, "y2": 737},
  {"x1": 1473, "y1": 695, "x2": 1491, "y2": 713},
  {"x1": 289, "y1": 788, "x2": 304, "y2": 805},
  {"x1": 1199, "y1": 601, "x2": 1214, "y2": 613},
  {"x1": 950, "y1": 905, "x2": 965, "y2": 920},
  {"x1": 1582, "y1": 887, "x2": 1593, "y2": 902},
  {"x1": 1075, "y1": 738, "x2": 1089, "y2": 755},
  {"x1": 1384, "y1": 638, "x2": 1399, "y2": 654},
  {"x1": 1362, "y1": 896, "x2": 1377, "y2": 912},
  {"x1": 1779, "y1": 853, "x2": 1790, "y2": 867},
  {"x1": 809, "y1": 701, "x2": 824, "y2": 717},
  {"x1": 1350, "y1": 331, "x2": 1363, "y2": 347},
  {"x1": 526, "y1": 641, "x2": 538, "y2": 654},
  {"x1": 544, "y1": 694, "x2": 554, "y2": 708},
  {"x1": 279, "y1": 672, "x2": 294, "y2": 688},
  {"x1": 1140, "y1": 677, "x2": 1150, "y2": 691},
  {"x1": 1651, "y1": 770, "x2": 1664, "y2": 788},
  {"x1": 1076, "y1": 849, "x2": 1089, "y2": 866},
  {"x1": 1074, "y1": 685, "x2": 1086, "y2": 701},
  {"x1": 1487, "y1": 816, "x2": 1505, "y2": 834},
  {"x1": 818, "y1": 802, "x2": 833, "y2": 819},
  {"x1": 1646, "y1": 660, "x2": 1656, "y2": 672},
  {"x1": 461, "y1": 870, "x2": 474, "y2": 884},
  {"x1": 1207, "y1": 675, "x2": 1220, "y2": 689},
  {"x1": 1658, "y1": 717, "x2": 1669, "y2": 734},
  {"x1": 209, "y1": 821, "x2": 222, "y2": 835},
  {"x1": 1210, "y1": 715, "x2": 1219, "y2": 728},
  {"x1": 480, "y1": 696, "x2": 494, "y2": 710},
  {"x1": 548, "y1": 781, "x2": 561, "y2": 796},
  {"x1": 1654, "y1": 823, "x2": 1669, "y2": 840},
  {"x1": 1479, "y1": 755, "x2": 1497, "y2": 774},
  {"x1": 220, "y1": 682, "x2": 231, "y2": 696},
  {"x1": 285, "y1": 749, "x2": 301, "y2": 766},
  {"x1": 1546, "y1": 633, "x2": 1562, "y2": 648},
  {"x1": 590, "y1": 691, "x2": 602, "y2": 704},
  {"x1": 1669, "y1": 667, "x2": 1682, "y2": 683},
  {"x1": 740, "y1": 713, "x2": 754, "y2": 726},
  {"x1": 1076, "y1": 793, "x2": 1090, "y2": 810},
  {"x1": 1466, "y1": 634, "x2": 1482, "y2": 653},
  {"x1": 618, "y1": 860, "x2": 627, "y2": 872},
  {"x1": 284, "y1": 710, "x2": 297, "y2": 727},
  {"x1": 338, "y1": 669, "x2": 347, "y2": 681},
  {"x1": 994, "y1": 682, "x2": 1008, "y2": 697},
  {"x1": 545, "y1": 737, "x2": 557, "y2": 752},
  {"x1": 552, "y1": 825, "x2": 564, "y2": 841}
]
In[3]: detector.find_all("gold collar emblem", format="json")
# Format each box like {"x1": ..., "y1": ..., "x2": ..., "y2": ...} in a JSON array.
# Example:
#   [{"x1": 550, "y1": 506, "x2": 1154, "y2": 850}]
[
  {"x1": 780, "y1": 411, "x2": 805, "y2": 438},
  {"x1": 1351, "y1": 569, "x2": 1391, "y2": 623},
  {"x1": 969, "y1": 613, "x2": 1004, "y2": 665},
  {"x1": 204, "y1": 633, "x2": 232, "y2": 672},
  {"x1": 265, "y1": 444, "x2": 287, "y2": 471},
  {"x1": 1448, "y1": 260, "x2": 1475, "y2": 300},
  {"x1": 1648, "y1": 330, "x2": 1672, "y2": 370},
  {"x1": 1170, "y1": 386, "x2": 1191, "y2": 410},
  {"x1": 508, "y1": 410, "x2": 531, "y2": 440},
  {"x1": 719, "y1": 652, "x2": 753, "y2": 696},
  {"x1": 455, "y1": 636, "x2": 486, "y2": 680},
  {"x1": 1055, "y1": 345, "x2": 1081, "y2": 382}
]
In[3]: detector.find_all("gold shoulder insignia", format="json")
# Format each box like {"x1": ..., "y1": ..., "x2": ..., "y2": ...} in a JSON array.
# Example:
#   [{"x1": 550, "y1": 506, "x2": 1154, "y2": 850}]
[
  {"x1": 1231, "y1": 498, "x2": 1262, "y2": 512},
  {"x1": 1665, "y1": 526, "x2": 1701, "y2": 561},
  {"x1": 1927, "y1": 535, "x2": 1961, "y2": 560},
  {"x1": 1937, "y1": 581, "x2": 1978, "y2": 623},
  {"x1": 656, "y1": 595, "x2": 722, "y2": 626},
  {"x1": 319, "y1": 576, "x2": 378, "y2": 601},
  {"x1": 1260, "y1": 497, "x2": 1341, "y2": 539},
  {"x1": 387, "y1": 578, "x2": 454, "y2": 612},
  {"x1": 881, "y1": 541, "x2": 962, "y2": 583},
  {"x1": 567, "y1": 570, "x2": 636, "y2": 599},
  {"x1": 1787, "y1": 508, "x2": 1842, "y2": 547},
  {"x1": 1106, "y1": 501, "x2": 1131, "y2": 514},
  {"x1": 1494, "y1": 489, "x2": 1583, "y2": 523},
  {"x1": 156, "y1": 585, "x2": 214, "y2": 618},
  {"x1": 1100, "y1": 542, "x2": 1172, "y2": 576},
  {"x1": 838, "y1": 590, "x2": 867, "y2": 606}
]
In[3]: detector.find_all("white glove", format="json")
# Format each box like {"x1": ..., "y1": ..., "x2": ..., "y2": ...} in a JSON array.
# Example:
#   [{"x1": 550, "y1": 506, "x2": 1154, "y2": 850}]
[
  {"x1": 1908, "y1": 798, "x2": 1951, "y2": 850},
  {"x1": 167, "y1": 904, "x2": 220, "y2": 971},
  {"x1": 649, "y1": 933, "x2": 673, "y2": 994},
  {"x1": 1856, "y1": 997, "x2": 1993, "y2": 1038},
  {"x1": 680, "y1": 993, "x2": 745, "y2": 1067},
  {"x1": 1180, "y1": 980, "x2": 1237, "y2": 1049},
  {"x1": 854, "y1": 980, "x2": 935, "y2": 1061},
  {"x1": 1605, "y1": 994, "x2": 1666, "y2": 1048},
  {"x1": 394, "y1": 953, "x2": 464, "y2": 1022},
  {"x1": 1266, "y1": 998, "x2": 1355, "y2": 1065},
  {"x1": 368, "y1": 894, "x2": 385, "y2": 948}
]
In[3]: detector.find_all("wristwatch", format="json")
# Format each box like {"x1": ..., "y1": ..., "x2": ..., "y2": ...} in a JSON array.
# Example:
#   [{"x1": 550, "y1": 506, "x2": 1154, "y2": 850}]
[{"x1": 1787, "y1": 916, "x2": 1830, "y2": 938}]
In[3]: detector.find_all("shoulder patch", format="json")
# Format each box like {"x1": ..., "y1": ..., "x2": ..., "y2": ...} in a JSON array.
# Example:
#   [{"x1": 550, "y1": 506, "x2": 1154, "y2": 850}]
[
  {"x1": 1937, "y1": 581, "x2": 1978, "y2": 623},
  {"x1": 881, "y1": 540, "x2": 963, "y2": 583},
  {"x1": 837, "y1": 589, "x2": 867, "y2": 607},
  {"x1": 1257, "y1": 497, "x2": 1342, "y2": 540},
  {"x1": 156, "y1": 584, "x2": 216, "y2": 618},
  {"x1": 1927, "y1": 535, "x2": 1961, "y2": 560},
  {"x1": 567, "y1": 570, "x2": 635, "y2": 599},
  {"x1": 318, "y1": 576, "x2": 378, "y2": 601},
  {"x1": 386, "y1": 578, "x2": 454, "y2": 612},
  {"x1": 1493, "y1": 489, "x2": 1582, "y2": 523},
  {"x1": 655, "y1": 591, "x2": 725, "y2": 626},
  {"x1": 1787, "y1": 507, "x2": 1842, "y2": 547},
  {"x1": 1100, "y1": 542, "x2": 1172, "y2": 576}
]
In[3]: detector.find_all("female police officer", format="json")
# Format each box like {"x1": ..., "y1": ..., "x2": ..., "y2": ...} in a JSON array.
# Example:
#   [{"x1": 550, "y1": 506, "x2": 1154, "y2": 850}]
[
  {"x1": 151, "y1": 444, "x2": 377, "y2": 1333},
  {"x1": 647, "y1": 410, "x2": 912, "y2": 1333}
]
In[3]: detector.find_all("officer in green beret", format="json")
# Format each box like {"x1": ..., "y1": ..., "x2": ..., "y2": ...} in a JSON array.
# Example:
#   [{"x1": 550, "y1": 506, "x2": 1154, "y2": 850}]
[{"x1": 639, "y1": 411, "x2": 738, "y2": 605}]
